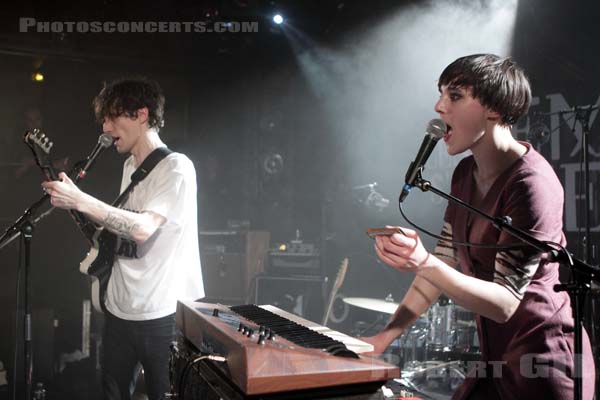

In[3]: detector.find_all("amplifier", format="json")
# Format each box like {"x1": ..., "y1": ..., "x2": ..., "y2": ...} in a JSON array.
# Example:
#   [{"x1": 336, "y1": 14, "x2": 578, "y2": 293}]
[
  {"x1": 199, "y1": 230, "x2": 270, "y2": 303},
  {"x1": 268, "y1": 252, "x2": 320, "y2": 275},
  {"x1": 268, "y1": 240, "x2": 320, "y2": 275}
]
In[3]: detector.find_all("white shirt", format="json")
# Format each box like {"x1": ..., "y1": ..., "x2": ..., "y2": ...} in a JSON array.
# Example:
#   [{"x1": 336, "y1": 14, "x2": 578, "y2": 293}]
[{"x1": 105, "y1": 151, "x2": 205, "y2": 320}]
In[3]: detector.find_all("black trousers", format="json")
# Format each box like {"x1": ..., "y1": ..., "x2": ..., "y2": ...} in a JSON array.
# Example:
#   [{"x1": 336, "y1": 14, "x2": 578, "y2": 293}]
[{"x1": 102, "y1": 311, "x2": 175, "y2": 400}]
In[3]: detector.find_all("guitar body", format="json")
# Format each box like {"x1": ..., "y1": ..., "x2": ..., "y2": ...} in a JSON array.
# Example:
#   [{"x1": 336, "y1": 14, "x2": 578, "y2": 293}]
[{"x1": 80, "y1": 228, "x2": 118, "y2": 313}]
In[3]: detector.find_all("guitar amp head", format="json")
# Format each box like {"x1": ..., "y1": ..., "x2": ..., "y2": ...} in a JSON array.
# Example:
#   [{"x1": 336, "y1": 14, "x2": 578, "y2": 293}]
[{"x1": 268, "y1": 241, "x2": 320, "y2": 276}]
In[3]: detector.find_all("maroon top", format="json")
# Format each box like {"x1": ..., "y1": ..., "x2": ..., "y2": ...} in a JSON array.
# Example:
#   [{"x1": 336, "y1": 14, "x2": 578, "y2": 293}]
[{"x1": 435, "y1": 143, "x2": 595, "y2": 399}]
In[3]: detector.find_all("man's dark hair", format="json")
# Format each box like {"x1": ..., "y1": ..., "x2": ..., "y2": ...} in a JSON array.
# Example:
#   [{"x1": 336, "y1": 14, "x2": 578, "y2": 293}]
[
  {"x1": 93, "y1": 77, "x2": 165, "y2": 131},
  {"x1": 438, "y1": 54, "x2": 531, "y2": 126}
]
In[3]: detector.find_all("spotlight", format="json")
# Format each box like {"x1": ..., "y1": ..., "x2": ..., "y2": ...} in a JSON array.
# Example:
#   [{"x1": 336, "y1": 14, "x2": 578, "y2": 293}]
[
  {"x1": 272, "y1": 14, "x2": 284, "y2": 25},
  {"x1": 31, "y1": 72, "x2": 44, "y2": 83}
]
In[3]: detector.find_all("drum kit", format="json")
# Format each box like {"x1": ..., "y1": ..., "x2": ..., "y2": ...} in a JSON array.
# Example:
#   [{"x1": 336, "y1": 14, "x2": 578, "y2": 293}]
[{"x1": 344, "y1": 295, "x2": 481, "y2": 397}]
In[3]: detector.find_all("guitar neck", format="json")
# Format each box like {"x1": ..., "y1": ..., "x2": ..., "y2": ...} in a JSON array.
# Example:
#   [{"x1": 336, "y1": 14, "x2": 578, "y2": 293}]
[
  {"x1": 25, "y1": 130, "x2": 99, "y2": 244},
  {"x1": 69, "y1": 210, "x2": 97, "y2": 243},
  {"x1": 322, "y1": 258, "x2": 348, "y2": 326}
]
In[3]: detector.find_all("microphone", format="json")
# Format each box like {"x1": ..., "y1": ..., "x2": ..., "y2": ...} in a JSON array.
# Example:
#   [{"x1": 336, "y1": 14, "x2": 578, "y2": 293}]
[
  {"x1": 399, "y1": 119, "x2": 446, "y2": 203},
  {"x1": 77, "y1": 133, "x2": 114, "y2": 179}
]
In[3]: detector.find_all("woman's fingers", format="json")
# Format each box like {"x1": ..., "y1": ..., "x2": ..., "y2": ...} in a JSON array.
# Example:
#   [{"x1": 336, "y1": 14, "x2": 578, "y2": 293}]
[
  {"x1": 389, "y1": 232, "x2": 417, "y2": 248},
  {"x1": 377, "y1": 234, "x2": 414, "y2": 257},
  {"x1": 375, "y1": 236, "x2": 403, "y2": 258},
  {"x1": 374, "y1": 241, "x2": 410, "y2": 269}
]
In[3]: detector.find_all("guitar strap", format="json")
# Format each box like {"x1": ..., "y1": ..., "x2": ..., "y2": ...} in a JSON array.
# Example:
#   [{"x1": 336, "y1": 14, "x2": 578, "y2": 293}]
[
  {"x1": 112, "y1": 146, "x2": 173, "y2": 207},
  {"x1": 93, "y1": 147, "x2": 172, "y2": 314}
]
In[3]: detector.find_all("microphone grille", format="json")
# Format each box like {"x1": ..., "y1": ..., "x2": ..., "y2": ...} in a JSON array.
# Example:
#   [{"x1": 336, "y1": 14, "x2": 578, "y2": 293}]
[
  {"x1": 426, "y1": 119, "x2": 447, "y2": 139},
  {"x1": 99, "y1": 133, "x2": 114, "y2": 147}
]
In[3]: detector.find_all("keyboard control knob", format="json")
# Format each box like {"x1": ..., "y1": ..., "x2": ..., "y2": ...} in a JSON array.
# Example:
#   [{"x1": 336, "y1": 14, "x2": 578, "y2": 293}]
[
  {"x1": 212, "y1": 309, "x2": 219, "y2": 317},
  {"x1": 257, "y1": 334, "x2": 266, "y2": 345},
  {"x1": 238, "y1": 323, "x2": 244, "y2": 332},
  {"x1": 246, "y1": 328, "x2": 254, "y2": 337}
]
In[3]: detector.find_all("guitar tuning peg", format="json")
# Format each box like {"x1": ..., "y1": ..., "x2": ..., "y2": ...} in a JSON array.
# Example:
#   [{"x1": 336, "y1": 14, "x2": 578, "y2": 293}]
[
  {"x1": 33, "y1": 128, "x2": 39, "y2": 134},
  {"x1": 48, "y1": 142, "x2": 53, "y2": 149}
]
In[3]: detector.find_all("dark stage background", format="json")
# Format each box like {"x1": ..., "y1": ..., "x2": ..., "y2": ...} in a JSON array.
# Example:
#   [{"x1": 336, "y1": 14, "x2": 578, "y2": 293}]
[{"x1": 0, "y1": 0, "x2": 598, "y2": 398}]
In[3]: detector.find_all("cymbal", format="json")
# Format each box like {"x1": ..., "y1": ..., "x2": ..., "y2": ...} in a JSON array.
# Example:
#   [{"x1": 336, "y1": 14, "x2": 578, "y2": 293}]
[{"x1": 343, "y1": 297, "x2": 399, "y2": 314}]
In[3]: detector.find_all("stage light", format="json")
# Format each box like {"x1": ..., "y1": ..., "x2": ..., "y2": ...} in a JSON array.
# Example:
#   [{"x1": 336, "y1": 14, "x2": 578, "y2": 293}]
[
  {"x1": 273, "y1": 14, "x2": 284, "y2": 25},
  {"x1": 32, "y1": 72, "x2": 44, "y2": 82}
]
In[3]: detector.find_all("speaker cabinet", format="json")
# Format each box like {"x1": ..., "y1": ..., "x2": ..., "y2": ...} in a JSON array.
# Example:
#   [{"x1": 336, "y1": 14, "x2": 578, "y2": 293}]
[{"x1": 200, "y1": 231, "x2": 270, "y2": 303}]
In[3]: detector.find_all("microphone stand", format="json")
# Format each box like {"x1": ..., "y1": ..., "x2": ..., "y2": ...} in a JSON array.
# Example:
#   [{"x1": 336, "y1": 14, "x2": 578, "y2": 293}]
[
  {"x1": 406, "y1": 171, "x2": 600, "y2": 400},
  {"x1": 0, "y1": 159, "x2": 88, "y2": 400},
  {"x1": 575, "y1": 105, "x2": 594, "y2": 265},
  {"x1": 573, "y1": 104, "x2": 599, "y2": 400},
  {"x1": 537, "y1": 104, "x2": 599, "y2": 265}
]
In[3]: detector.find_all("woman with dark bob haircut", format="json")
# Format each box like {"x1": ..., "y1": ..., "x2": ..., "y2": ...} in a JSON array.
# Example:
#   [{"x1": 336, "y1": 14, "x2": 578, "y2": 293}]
[{"x1": 364, "y1": 54, "x2": 595, "y2": 399}]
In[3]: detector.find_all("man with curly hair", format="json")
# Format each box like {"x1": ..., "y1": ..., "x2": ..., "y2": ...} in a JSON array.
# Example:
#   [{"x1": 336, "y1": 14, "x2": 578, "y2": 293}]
[{"x1": 43, "y1": 77, "x2": 204, "y2": 400}]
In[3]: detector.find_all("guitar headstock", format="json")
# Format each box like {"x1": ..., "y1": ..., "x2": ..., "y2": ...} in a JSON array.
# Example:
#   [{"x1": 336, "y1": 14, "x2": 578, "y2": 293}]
[
  {"x1": 24, "y1": 129, "x2": 58, "y2": 180},
  {"x1": 332, "y1": 258, "x2": 348, "y2": 291}
]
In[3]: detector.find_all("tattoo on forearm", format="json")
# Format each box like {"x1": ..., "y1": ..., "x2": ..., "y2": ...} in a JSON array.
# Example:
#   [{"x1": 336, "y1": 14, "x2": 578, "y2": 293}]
[{"x1": 103, "y1": 211, "x2": 139, "y2": 240}]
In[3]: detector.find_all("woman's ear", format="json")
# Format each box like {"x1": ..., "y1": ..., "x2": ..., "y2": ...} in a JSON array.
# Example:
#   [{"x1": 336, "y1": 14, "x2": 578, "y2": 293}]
[{"x1": 486, "y1": 108, "x2": 501, "y2": 123}]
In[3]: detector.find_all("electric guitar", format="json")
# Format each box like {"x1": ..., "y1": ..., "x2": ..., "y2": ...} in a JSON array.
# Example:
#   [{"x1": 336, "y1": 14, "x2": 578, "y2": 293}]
[
  {"x1": 322, "y1": 258, "x2": 349, "y2": 326},
  {"x1": 25, "y1": 129, "x2": 117, "y2": 313}
]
